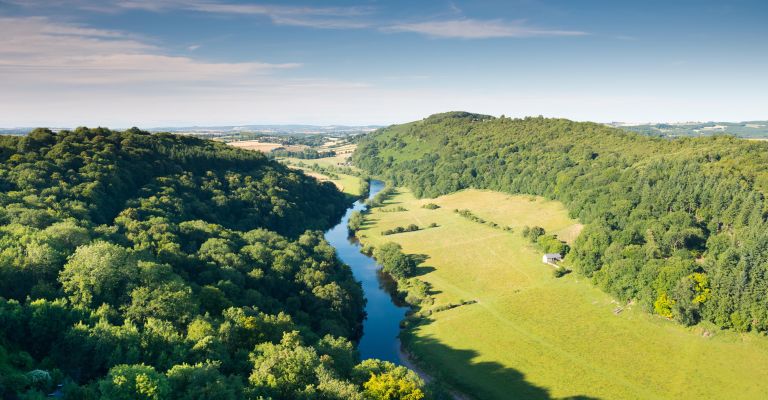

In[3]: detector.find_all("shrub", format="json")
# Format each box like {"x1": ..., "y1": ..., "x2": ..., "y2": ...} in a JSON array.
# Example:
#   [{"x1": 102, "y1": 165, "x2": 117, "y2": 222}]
[{"x1": 553, "y1": 268, "x2": 569, "y2": 278}]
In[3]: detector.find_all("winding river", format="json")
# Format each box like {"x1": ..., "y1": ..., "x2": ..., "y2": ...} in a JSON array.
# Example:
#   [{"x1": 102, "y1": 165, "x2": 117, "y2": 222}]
[{"x1": 324, "y1": 180, "x2": 408, "y2": 363}]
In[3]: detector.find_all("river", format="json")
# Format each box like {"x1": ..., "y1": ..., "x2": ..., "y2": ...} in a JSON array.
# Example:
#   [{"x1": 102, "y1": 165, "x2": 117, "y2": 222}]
[{"x1": 324, "y1": 179, "x2": 408, "y2": 363}]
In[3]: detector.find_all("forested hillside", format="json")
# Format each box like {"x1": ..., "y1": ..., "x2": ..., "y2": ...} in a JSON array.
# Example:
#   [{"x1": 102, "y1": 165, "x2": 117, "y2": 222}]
[
  {"x1": 354, "y1": 112, "x2": 768, "y2": 332},
  {"x1": 0, "y1": 128, "x2": 425, "y2": 399}
]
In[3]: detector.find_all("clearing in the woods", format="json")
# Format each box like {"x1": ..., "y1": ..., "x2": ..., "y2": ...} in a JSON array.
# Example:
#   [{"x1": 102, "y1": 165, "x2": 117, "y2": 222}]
[{"x1": 358, "y1": 188, "x2": 768, "y2": 400}]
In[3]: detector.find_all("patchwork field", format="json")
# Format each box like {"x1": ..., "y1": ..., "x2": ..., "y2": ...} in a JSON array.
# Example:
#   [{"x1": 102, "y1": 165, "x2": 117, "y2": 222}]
[
  {"x1": 357, "y1": 188, "x2": 768, "y2": 400},
  {"x1": 229, "y1": 141, "x2": 361, "y2": 197},
  {"x1": 279, "y1": 153, "x2": 361, "y2": 197}
]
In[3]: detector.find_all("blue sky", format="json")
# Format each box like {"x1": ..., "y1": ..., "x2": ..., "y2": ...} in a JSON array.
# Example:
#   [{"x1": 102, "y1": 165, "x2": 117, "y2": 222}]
[{"x1": 0, "y1": 0, "x2": 766, "y2": 127}]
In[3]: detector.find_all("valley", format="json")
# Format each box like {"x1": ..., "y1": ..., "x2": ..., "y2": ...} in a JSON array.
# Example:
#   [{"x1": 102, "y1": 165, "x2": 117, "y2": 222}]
[{"x1": 3, "y1": 1, "x2": 765, "y2": 398}]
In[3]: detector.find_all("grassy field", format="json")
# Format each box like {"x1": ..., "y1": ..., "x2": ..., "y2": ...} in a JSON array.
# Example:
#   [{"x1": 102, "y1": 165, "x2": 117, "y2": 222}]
[
  {"x1": 280, "y1": 152, "x2": 355, "y2": 169},
  {"x1": 228, "y1": 140, "x2": 309, "y2": 153},
  {"x1": 279, "y1": 152, "x2": 362, "y2": 197},
  {"x1": 229, "y1": 140, "x2": 363, "y2": 197},
  {"x1": 358, "y1": 188, "x2": 768, "y2": 400}
]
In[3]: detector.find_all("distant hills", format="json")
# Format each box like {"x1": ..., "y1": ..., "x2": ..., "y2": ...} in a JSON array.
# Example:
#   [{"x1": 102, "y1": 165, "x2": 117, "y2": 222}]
[
  {"x1": 0, "y1": 124, "x2": 382, "y2": 137},
  {"x1": 5, "y1": 120, "x2": 768, "y2": 138},
  {"x1": 609, "y1": 120, "x2": 768, "y2": 138}
]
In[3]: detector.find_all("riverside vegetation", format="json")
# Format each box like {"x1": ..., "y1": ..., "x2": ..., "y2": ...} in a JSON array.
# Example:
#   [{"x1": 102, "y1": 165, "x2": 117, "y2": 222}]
[{"x1": 0, "y1": 128, "x2": 427, "y2": 399}]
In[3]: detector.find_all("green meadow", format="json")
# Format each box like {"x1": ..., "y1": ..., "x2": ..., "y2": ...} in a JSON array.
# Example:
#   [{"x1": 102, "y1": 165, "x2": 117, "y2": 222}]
[
  {"x1": 279, "y1": 154, "x2": 363, "y2": 197},
  {"x1": 358, "y1": 188, "x2": 768, "y2": 400}
]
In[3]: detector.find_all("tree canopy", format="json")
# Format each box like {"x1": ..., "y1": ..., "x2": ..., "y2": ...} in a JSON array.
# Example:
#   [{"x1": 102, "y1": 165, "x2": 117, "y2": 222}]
[{"x1": 0, "y1": 127, "x2": 427, "y2": 398}]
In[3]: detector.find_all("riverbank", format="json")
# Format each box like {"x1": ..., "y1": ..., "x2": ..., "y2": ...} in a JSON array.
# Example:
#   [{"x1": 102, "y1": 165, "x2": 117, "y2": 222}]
[
  {"x1": 398, "y1": 345, "x2": 473, "y2": 400},
  {"x1": 323, "y1": 179, "x2": 409, "y2": 363}
]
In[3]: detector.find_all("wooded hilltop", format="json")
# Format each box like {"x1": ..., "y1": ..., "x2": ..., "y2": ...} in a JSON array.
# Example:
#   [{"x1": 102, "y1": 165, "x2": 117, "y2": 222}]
[{"x1": 354, "y1": 111, "x2": 768, "y2": 332}]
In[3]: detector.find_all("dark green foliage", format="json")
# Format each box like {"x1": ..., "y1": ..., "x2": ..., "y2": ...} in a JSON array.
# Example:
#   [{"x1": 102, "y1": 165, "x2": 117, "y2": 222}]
[
  {"x1": 380, "y1": 206, "x2": 407, "y2": 212},
  {"x1": 553, "y1": 268, "x2": 570, "y2": 278},
  {"x1": 0, "y1": 128, "x2": 430, "y2": 398},
  {"x1": 422, "y1": 203, "x2": 440, "y2": 210},
  {"x1": 522, "y1": 226, "x2": 546, "y2": 242},
  {"x1": 360, "y1": 178, "x2": 371, "y2": 198},
  {"x1": 524, "y1": 227, "x2": 569, "y2": 256},
  {"x1": 536, "y1": 235, "x2": 570, "y2": 256},
  {"x1": 366, "y1": 186, "x2": 395, "y2": 208},
  {"x1": 271, "y1": 148, "x2": 336, "y2": 159},
  {"x1": 381, "y1": 224, "x2": 421, "y2": 236},
  {"x1": 354, "y1": 112, "x2": 768, "y2": 332},
  {"x1": 456, "y1": 209, "x2": 512, "y2": 232}
]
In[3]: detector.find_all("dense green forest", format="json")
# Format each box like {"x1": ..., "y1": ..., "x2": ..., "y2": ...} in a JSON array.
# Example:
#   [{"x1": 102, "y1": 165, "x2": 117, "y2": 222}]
[
  {"x1": 354, "y1": 112, "x2": 768, "y2": 333},
  {"x1": 0, "y1": 128, "x2": 426, "y2": 399}
]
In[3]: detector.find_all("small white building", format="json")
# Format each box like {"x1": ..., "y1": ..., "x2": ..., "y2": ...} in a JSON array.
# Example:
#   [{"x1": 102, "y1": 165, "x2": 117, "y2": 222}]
[{"x1": 542, "y1": 253, "x2": 563, "y2": 264}]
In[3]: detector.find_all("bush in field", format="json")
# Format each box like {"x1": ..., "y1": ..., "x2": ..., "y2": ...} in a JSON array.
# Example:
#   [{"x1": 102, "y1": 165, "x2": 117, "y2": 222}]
[
  {"x1": 374, "y1": 243, "x2": 416, "y2": 279},
  {"x1": 553, "y1": 268, "x2": 569, "y2": 278},
  {"x1": 381, "y1": 224, "x2": 421, "y2": 236}
]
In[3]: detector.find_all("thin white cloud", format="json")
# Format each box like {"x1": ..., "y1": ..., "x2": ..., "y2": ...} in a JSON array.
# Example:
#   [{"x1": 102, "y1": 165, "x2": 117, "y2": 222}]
[
  {"x1": 5, "y1": 0, "x2": 374, "y2": 29},
  {"x1": 386, "y1": 18, "x2": 587, "y2": 39},
  {"x1": 153, "y1": 1, "x2": 375, "y2": 29},
  {"x1": 0, "y1": 16, "x2": 299, "y2": 85}
]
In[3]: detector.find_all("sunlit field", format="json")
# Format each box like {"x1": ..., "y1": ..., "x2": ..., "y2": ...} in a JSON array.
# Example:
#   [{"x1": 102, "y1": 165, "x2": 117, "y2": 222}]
[
  {"x1": 279, "y1": 150, "x2": 362, "y2": 197},
  {"x1": 359, "y1": 188, "x2": 768, "y2": 400}
]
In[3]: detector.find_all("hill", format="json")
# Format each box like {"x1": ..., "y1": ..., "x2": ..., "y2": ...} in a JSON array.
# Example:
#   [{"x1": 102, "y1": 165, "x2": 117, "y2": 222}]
[
  {"x1": 0, "y1": 128, "x2": 425, "y2": 399},
  {"x1": 354, "y1": 112, "x2": 768, "y2": 333}
]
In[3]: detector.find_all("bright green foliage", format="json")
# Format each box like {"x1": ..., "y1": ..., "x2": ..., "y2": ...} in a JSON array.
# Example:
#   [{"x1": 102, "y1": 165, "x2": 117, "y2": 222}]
[
  {"x1": 124, "y1": 281, "x2": 198, "y2": 327},
  {"x1": 373, "y1": 242, "x2": 416, "y2": 279},
  {"x1": 59, "y1": 241, "x2": 140, "y2": 308},
  {"x1": 98, "y1": 364, "x2": 170, "y2": 400},
  {"x1": 363, "y1": 372, "x2": 425, "y2": 400},
  {"x1": 536, "y1": 235, "x2": 570, "y2": 256},
  {"x1": 166, "y1": 362, "x2": 241, "y2": 400},
  {"x1": 352, "y1": 359, "x2": 425, "y2": 400},
  {"x1": 0, "y1": 128, "x2": 428, "y2": 399},
  {"x1": 653, "y1": 293, "x2": 675, "y2": 318},
  {"x1": 248, "y1": 331, "x2": 322, "y2": 398},
  {"x1": 354, "y1": 112, "x2": 768, "y2": 332},
  {"x1": 348, "y1": 211, "x2": 364, "y2": 232},
  {"x1": 689, "y1": 273, "x2": 711, "y2": 304}
]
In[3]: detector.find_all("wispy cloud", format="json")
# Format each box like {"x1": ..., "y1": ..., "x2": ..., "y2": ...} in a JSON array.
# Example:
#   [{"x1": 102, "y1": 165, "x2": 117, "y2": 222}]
[
  {"x1": 0, "y1": 16, "x2": 299, "y2": 85},
  {"x1": 386, "y1": 18, "x2": 587, "y2": 39},
  {"x1": 5, "y1": 0, "x2": 374, "y2": 29}
]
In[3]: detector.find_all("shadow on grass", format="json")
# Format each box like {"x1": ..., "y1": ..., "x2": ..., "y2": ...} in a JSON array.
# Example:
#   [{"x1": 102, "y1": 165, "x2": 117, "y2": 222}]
[
  {"x1": 413, "y1": 265, "x2": 436, "y2": 277},
  {"x1": 358, "y1": 218, "x2": 380, "y2": 229},
  {"x1": 410, "y1": 253, "x2": 430, "y2": 265},
  {"x1": 403, "y1": 324, "x2": 601, "y2": 400}
]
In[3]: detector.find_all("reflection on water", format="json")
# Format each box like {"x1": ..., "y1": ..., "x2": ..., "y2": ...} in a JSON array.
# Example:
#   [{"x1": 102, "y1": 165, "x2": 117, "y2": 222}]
[{"x1": 324, "y1": 180, "x2": 408, "y2": 363}]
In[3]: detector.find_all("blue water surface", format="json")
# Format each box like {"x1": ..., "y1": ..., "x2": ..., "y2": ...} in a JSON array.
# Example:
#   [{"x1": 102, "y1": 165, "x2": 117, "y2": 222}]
[{"x1": 324, "y1": 180, "x2": 408, "y2": 363}]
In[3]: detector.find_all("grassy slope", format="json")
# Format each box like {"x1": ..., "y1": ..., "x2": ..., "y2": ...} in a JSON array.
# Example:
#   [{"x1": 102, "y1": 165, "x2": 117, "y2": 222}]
[
  {"x1": 278, "y1": 153, "x2": 362, "y2": 197},
  {"x1": 358, "y1": 188, "x2": 768, "y2": 400}
]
